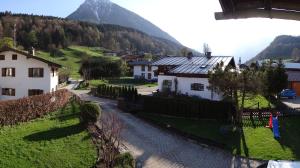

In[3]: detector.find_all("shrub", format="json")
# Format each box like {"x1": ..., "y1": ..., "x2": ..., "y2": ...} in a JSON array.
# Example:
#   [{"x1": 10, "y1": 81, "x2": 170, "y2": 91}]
[
  {"x1": 115, "y1": 152, "x2": 135, "y2": 168},
  {"x1": 80, "y1": 102, "x2": 101, "y2": 123},
  {"x1": 0, "y1": 89, "x2": 72, "y2": 126},
  {"x1": 95, "y1": 84, "x2": 138, "y2": 101}
]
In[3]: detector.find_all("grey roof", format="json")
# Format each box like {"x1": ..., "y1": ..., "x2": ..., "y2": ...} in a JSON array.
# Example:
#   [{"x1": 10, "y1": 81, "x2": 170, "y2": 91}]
[
  {"x1": 152, "y1": 56, "x2": 234, "y2": 74},
  {"x1": 284, "y1": 63, "x2": 300, "y2": 70},
  {"x1": 128, "y1": 60, "x2": 152, "y2": 66},
  {"x1": 287, "y1": 71, "x2": 300, "y2": 82}
]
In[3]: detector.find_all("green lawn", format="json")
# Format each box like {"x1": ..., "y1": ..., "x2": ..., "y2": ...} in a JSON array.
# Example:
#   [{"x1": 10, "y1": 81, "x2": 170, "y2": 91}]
[
  {"x1": 138, "y1": 112, "x2": 300, "y2": 160},
  {"x1": 0, "y1": 102, "x2": 97, "y2": 168},
  {"x1": 239, "y1": 94, "x2": 275, "y2": 109},
  {"x1": 37, "y1": 46, "x2": 119, "y2": 79}
]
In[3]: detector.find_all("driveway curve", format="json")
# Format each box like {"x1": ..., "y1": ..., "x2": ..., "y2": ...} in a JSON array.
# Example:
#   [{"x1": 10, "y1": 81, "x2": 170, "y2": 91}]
[{"x1": 74, "y1": 91, "x2": 264, "y2": 168}]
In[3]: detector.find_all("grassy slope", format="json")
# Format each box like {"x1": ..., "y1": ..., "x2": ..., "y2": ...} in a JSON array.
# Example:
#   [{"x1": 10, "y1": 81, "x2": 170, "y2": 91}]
[
  {"x1": 139, "y1": 113, "x2": 300, "y2": 160},
  {"x1": 0, "y1": 102, "x2": 97, "y2": 168},
  {"x1": 239, "y1": 94, "x2": 274, "y2": 109},
  {"x1": 37, "y1": 46, "x2": 119, "y2": 79}
]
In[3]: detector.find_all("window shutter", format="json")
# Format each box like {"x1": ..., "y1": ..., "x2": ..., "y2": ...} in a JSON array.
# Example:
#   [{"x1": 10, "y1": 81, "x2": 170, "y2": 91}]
[
  {"x1": 12, "y1": 89, "x2": 15, "y2": 96},
  {"x1": 12, "y1": 68, "x2": 15, "y2": 77},
  {"x1": 29, "y1": 68, "x2": 33, "y2": 77},
  {"x1": 2, "y1": 68, "x2": 6, "y2": 77},
  {"x1": 40, "y1": 68, "x2": 44, "y2": 77}
]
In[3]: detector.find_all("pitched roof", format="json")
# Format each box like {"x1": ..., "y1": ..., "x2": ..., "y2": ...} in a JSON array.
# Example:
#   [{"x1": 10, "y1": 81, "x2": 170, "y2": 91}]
[
  {"x1": 284, "y1": 63, "x2": 300, "y2": 70},
  {"x1": 0, "y1": 46, "x2": 62, "y2": 68},
  {"x1": 152, "y1": 56, "x2": 235, "y2": 74},
  {"x1": 128, "y1": 60, "x2": 152, "y2": 66}
]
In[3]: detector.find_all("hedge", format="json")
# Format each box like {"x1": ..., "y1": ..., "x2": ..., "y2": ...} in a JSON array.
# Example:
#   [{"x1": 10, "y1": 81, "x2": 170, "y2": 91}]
[
  {"x1": 142, "y1": 96, "x2": 235, "y2": 121},
  {"x1": 95, "y1": 84, "x2": 138, "y2": 101},
  {"x1": 0, "y1": 89, "x2": 72, "y2": 126}
]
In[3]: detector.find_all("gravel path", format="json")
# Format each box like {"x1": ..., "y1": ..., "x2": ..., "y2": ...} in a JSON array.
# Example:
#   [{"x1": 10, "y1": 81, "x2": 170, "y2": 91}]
[{"x1": 72, "y1": 90, "x2": 265, "y2": 168}]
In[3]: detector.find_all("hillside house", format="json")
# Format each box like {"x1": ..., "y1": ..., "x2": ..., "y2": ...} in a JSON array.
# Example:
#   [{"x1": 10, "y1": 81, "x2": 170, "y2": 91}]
[
  {"x1": 152, "y1": 53, "x2": 235, "y2": 100},
  {"x1": 0, "y1": 46, "x2": 61, "y2": 100},
  {"x1": 285, "y1": 63, "x2": 300, "y2": 96},
  {"x1": 129, "y1": 61, "x2": 158, "y2": 81}
]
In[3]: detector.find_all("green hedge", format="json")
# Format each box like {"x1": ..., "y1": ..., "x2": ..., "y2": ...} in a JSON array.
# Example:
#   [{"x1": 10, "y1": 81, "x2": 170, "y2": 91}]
[
  {"x1": 80, "y1": 102, "x2": 101, "y2": 123},
  {"x1": 142, "y1": 96, "x2": 235, "y2": 121},
  {"x1": 96, "y1": 84, "x2": 138, "y2": 101}
]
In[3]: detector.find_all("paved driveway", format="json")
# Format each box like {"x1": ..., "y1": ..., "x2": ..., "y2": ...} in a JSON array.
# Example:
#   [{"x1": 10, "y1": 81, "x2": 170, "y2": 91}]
[{"x1": 73, "y1": 91, "x2": 264, "y2": 168}]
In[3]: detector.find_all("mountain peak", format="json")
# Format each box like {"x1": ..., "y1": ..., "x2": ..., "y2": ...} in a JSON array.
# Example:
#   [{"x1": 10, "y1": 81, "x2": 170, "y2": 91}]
[
  {"x1": 84, "y1": 0, "x2": 111, "y2": 5},
  {"x1": 67, "y1": 0, "x2": 180, "y2": 44}
]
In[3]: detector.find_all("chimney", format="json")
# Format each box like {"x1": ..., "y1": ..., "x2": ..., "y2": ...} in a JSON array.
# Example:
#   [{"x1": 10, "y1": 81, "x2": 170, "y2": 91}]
[
  {"x1": 29, "y1": 47, "x2": 35, "y2": 56},
  {"x1": 187, "y1": 52, "x2": 193, "y2": 59},
  {"x1": 205, "y1": 51, "x2": 211, "y2": 59}
]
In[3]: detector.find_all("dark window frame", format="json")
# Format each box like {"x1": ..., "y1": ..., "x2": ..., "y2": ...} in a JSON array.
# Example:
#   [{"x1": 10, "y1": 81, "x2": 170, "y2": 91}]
[
  {"x1": 141, "y1": 65, "x2": 145, "y2": 71},
  {"x1": 2, "y1": 88, "x2": 16, "y2": 96},
  {"x1": 2, "y1": 68, "x2": 15, "y2": 77},
  {"x1": 12, "y1": 54, "x2": 17, "y2": 60},
  {"x1": 0, "y1": 55, "x2": 5, "y2": 60},
  {"x1": 148, "y1": 65, "x2": 152, "y2": 71},
  {"x1": 28, "y1": 89, "x2": 44, "y2": 96},
  {"x1": 28, "y1": 68, "x2": 44, "y2": 78},
  {"x1": 191, "y1": 83, "x2": 204, "y2": 91}
]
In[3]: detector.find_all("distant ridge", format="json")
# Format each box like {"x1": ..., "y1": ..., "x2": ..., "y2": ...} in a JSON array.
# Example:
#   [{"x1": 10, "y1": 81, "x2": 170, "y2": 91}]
[{"x1": 67, "y1": 0, "x2": 180, "y2": 44}]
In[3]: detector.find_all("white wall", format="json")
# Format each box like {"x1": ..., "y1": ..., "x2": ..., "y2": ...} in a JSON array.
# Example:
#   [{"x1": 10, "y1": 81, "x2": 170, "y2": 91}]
[
  {"x1": 158, "y1": 75, "x2": 222, "y2": 101},
  {"x1": 0, "y1": 51, "x2": 59, "y2": 100},
  {"x1": 133, "y1": 65, "x2": 158, "y2": 80}
]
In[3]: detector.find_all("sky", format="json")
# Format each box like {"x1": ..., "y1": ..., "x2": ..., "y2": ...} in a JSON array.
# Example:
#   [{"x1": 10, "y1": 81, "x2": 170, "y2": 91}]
[{"x1": 1, "y1": 0, "x2": 300, "y2": 62}]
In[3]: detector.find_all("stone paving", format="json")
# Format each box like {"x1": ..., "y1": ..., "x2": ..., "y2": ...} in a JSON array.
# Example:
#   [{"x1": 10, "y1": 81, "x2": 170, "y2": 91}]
[{"x1": 74, "y1": 91, "x2": 265, "y2": 168}]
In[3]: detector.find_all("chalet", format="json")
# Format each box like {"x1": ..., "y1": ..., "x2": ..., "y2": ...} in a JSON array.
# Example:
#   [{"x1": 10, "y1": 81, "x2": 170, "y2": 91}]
[
  {"x1": 152, "y1": 52, "x2": 235, "y2": 100},
  {"x1": 129, "y1": 61, "x2": 158, "y2": 81},
  {"x1": 285, "y1": 63, "x2": 300, "y2": 96},
  {"x1": 0, "y1": 46, "x2": 61, "y2": 100}
]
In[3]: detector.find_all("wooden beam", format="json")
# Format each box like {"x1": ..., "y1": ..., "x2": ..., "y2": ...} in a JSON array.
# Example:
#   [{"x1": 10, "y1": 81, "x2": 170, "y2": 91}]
[{"x1": 215, "y1": 9, "x2": 300, "y2": 21}]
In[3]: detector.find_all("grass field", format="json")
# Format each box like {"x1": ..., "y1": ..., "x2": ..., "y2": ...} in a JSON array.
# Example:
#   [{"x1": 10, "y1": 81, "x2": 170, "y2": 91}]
[
  {"x1": 239, "y1": 94, "x2": 274, "y2": 109},
  {"x1": 37, "y1": 46, "x2": 119, "y2": 79},
  {"x1": 0, "y1": 102, "x2": 97, "y2": 168},
  {"x1": 138, "y1": 112, "x2": 300, "y2": 160}
]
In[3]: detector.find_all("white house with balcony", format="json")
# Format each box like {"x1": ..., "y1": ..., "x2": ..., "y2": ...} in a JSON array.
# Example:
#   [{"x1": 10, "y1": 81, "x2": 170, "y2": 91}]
[
  {"x1": 151, "y1": 53, "x2": 235, "y2": 100},
  {"x1": 129, "y1": 61, "x2": 158, "y2": 80},
  {"x1": 0, "y1": 46, "x2": 61, "y2": 100}
]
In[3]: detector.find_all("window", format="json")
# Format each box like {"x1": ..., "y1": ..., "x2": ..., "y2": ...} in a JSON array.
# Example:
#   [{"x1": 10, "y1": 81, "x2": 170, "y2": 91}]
[
  {"x1": 148, "y1": 65, "x2": 152, "y2": 71},
  {"x1": 51, "y1": 68, "x2": 55, "y2": 77},
  {"x1": 2, "y1": 88, "x2": 15, "y2": 96},
  {"x1": 141, "y1": 65, "x2": 145, "y2": 71},
  {"x1": 141, "y1": 73, "x2": 145, "y2": 78},
  {"x1": 28, "y1": 89, "x2": 43, "y2": 96},
  {"x1": 148, "y1": 73, "x2": 152, "y2": 79},
  {"x1": 29, "y1": 68, "x2": 44, "y2": 77},
  {"x1": 2, "y1": 68, "x2": 15, "y2": 77},
  {"x1": 12, "y1": 54, "x2": 17, "y2": 60},
  {"x1": 0, "y1": 55, "x2": 5, "y2": 60},
  {"x1": 162, "y1": 80, "x2": 172, "y2": 92},
  {"x1": 191, "y1": 83, "x2": 204, "y2": 91}
]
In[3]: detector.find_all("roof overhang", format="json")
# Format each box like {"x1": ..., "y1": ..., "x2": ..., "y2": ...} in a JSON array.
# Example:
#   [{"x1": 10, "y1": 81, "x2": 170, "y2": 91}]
[
  {"x1": 0, "y1": 46, "x2": 62, "y2": 68},
  {"x1": 216, "y1": 0, "x2": 300, "y2": 21}
]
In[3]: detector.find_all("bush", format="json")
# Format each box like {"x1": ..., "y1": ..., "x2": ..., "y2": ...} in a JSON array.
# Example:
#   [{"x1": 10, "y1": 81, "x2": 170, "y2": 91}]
[
  {"x1": 80, "y1": 102, "x2": 101, "y2": 123},
  {"x1": 95, "y1": 84, "x2": 138, "y2": 101},
  {"x1": 114, "y1": 152, "x2": 135, "y2": 168},
  {"x1": 0, "y1": 89, "x2": 72, "y2": 126}
]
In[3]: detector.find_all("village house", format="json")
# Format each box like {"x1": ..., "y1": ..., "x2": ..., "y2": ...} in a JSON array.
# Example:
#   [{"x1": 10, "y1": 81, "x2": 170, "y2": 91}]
[
  {"x1": 152, "y1": 52, "x2": 235, "y2": 100},
  {"x1": 129, "y1": 60, "x2": 158, "y2": 81},
  {"x1": 285, "y1": 63, "x2": 300, "y2": 96},
  {"x1": 0, "y1": 46, "x2": 61, "y2": 100}
]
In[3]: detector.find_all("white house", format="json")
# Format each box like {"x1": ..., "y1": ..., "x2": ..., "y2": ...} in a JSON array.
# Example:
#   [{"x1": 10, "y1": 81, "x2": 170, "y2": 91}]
[
  {"x1": 152, "y1": 53, "x2": 235, "y2": 101},
  {"x1": 129, "y1": 61, "x2": 158, "y2": 80},
  {"x1": 0, "y1": 46, "x2": 61, "y2": 100}
]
